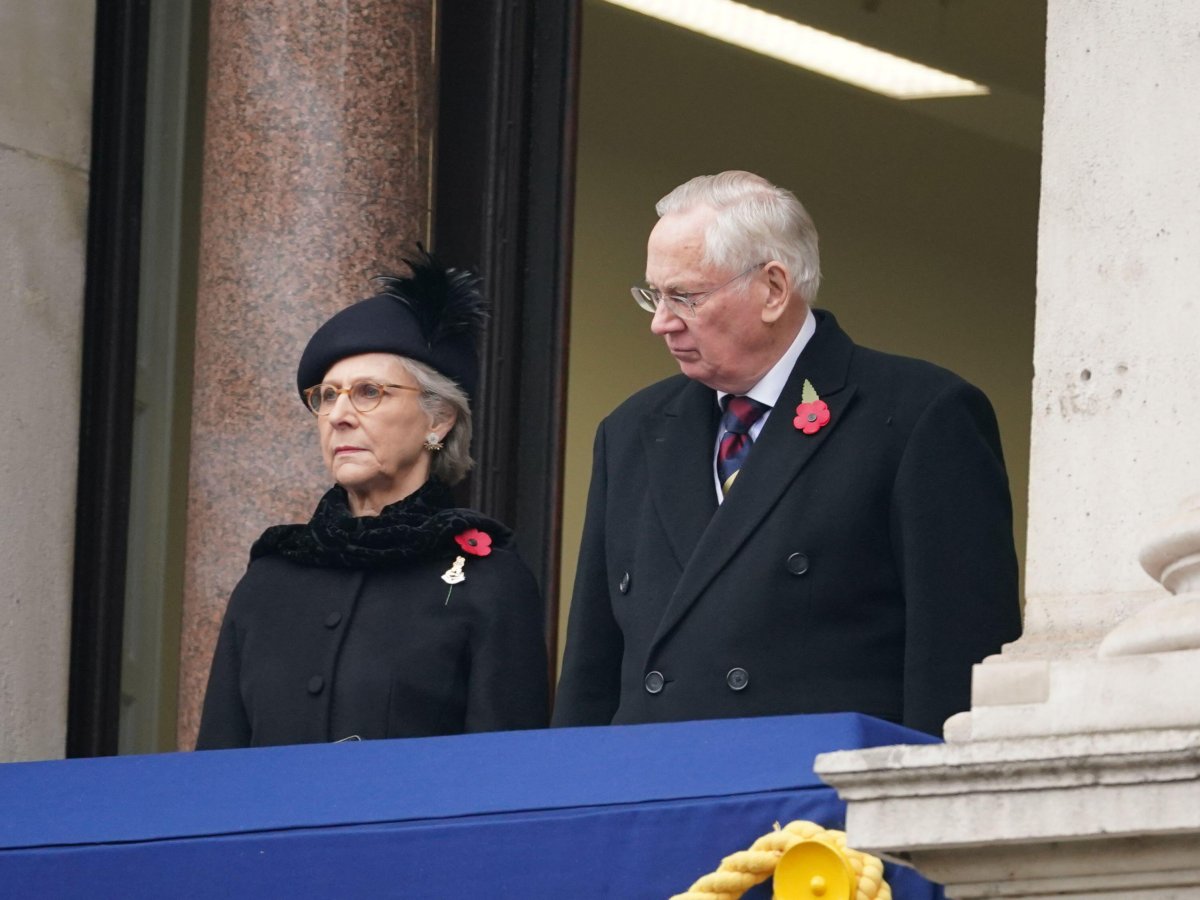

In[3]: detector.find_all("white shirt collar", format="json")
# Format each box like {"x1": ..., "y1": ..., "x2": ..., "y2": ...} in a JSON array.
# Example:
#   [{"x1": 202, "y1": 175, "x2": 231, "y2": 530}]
[
  {"x1": 716, "y1": 307, "x2": 817, "y2": 412},
  {"x1": 712, "y1": 308, "x2": 817, "y2": 502}
]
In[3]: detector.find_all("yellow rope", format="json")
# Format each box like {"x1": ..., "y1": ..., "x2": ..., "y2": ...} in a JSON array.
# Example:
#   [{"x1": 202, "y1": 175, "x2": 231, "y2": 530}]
[{"x1": 669, "y1": 820, "x2": 891, "y2": 900}]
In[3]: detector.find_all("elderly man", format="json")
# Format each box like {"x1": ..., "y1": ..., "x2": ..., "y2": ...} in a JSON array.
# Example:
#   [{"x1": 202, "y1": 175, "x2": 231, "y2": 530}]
[{"x1": 553, "y1": 171, "x2": 1021, "y2": 736}]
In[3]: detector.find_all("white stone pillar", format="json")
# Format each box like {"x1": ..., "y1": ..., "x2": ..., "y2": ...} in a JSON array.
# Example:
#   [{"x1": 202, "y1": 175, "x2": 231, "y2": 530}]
[
  {"x1": 957, "y1": 0, "x2": 1200, "y2": 737},
  {"x1": 0, "y1": 6, "x2": 94, "y2": 762},
  {"x1": 1015, "y1": 0, "x2": 1200, "y2": 661}
]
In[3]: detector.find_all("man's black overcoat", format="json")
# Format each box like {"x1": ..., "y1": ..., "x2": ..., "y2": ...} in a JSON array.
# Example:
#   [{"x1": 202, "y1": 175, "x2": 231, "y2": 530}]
[{"x1": 553, "y1": 311, "x2": 1021, "y2": 735}]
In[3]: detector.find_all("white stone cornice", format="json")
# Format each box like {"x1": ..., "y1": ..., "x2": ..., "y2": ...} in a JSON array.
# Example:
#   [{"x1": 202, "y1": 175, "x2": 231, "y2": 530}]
[
  {"x1": 817, "y1": 729, "x2": 1200, "y2": 806},
  {"x1": 816, "y1": 730, "x2": 1200, "y2": 897}
]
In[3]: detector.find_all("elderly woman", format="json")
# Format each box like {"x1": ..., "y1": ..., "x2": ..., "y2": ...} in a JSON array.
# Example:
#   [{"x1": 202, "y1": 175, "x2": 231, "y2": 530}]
[{"x1": 196, "y1": 252, "x2": 548, "y2": 748}]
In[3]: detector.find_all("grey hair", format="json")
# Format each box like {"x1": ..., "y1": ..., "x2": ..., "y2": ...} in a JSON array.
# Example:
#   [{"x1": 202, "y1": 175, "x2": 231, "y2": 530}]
[
  {"x1": 655, "y1": 170, "x2": 821, "y2": 303},
  {"x1": 395, "y1": 356, "x2": 474, "y2": 486}
]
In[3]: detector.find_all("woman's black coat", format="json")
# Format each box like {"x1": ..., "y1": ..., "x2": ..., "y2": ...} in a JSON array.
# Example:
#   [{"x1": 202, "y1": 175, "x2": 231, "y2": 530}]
[{"x1": 196, "y1": 488, "x2": 548, "y2": 749}]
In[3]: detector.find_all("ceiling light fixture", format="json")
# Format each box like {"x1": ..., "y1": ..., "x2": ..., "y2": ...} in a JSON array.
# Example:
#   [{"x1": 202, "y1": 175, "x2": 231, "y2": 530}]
[{"x1": 600, "y1": 0, "x2": 990, "y2": 100}]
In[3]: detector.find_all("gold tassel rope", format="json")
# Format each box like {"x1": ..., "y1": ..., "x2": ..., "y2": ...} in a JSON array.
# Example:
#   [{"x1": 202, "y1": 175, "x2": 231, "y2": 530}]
[{"x1": 669, "y1": 820, "x2": 891, "y2": 900}]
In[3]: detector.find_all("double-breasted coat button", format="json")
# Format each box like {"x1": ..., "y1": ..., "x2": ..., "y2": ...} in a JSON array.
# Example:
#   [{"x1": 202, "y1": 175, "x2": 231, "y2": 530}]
[
  {"x1": 324, "y1": 612, "x2": 342, "y2": 628},
  {"x1": 618, "y1": 572, "x2": 631, "y2": 594},
  {"x1": 726, "y1": 667, "x2": 750, "y2": 691},
  {"x1": 785, "y1": 552, "x2": 810, "y2": 575},
  {"x1": 644, "y1": 670, "x2": 665, "y2": 694},
  {"x1": 307, "y1": 675, "x2": 325, "y2": 695}
]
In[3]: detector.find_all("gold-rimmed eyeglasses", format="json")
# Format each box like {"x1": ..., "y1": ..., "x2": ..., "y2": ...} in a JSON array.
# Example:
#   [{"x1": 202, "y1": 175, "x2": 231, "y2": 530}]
[
  {"x1": 631, "y1": 262, "x2": 766, "y2": 319},
  {"x1": 303, "y1": 381, "x2": 419, "y2": 416}
]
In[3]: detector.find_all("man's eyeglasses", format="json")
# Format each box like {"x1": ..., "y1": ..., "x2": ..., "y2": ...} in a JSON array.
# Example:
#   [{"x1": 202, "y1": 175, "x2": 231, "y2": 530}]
[
  {"x1": 303, "y1": 381, "x2": 419, "y2": 416},
  {"x1": 631, "y1": 263, "x2": 766, "y2": 319}
]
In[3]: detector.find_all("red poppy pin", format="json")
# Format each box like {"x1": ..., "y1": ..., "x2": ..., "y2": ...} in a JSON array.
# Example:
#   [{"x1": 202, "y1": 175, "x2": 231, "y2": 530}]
[
  {"x1": 454, "y1": 528, "x2": 493, "y2": 557},
  {"x1": 793, "y1": 379, "x2": 831, "y2": 435},
  {"x1": 443, "y1": 529, "x2": 494, "y2": 605}
]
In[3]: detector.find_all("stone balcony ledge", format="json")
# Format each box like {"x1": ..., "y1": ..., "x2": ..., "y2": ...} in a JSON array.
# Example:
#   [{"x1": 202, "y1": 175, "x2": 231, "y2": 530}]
[{"x1": 815, "y1": 729, "x2": 1200, "y2": 898}]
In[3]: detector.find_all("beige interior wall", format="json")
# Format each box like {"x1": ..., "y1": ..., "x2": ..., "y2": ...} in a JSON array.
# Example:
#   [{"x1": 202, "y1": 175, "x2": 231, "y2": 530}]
[{"x1": 560, "y1": 1, "x2": 1043, "y2": 663}]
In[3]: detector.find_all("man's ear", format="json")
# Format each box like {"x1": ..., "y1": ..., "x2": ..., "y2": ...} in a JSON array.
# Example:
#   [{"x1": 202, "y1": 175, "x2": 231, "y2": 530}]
[{"x1": 760, "y1": 261, "x2": 794, "y2": 324}]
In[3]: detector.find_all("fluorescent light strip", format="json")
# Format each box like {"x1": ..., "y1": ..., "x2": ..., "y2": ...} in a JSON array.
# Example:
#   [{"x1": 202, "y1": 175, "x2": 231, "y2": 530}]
[{"x1": 601, "y1": 0, "x2": 989, "y2": 100}]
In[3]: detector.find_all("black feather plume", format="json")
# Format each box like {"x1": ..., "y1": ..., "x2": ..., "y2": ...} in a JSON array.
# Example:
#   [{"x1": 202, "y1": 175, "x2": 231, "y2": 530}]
[{"x1": 374, "y1": 246, "x2": 488, "y2": 349}]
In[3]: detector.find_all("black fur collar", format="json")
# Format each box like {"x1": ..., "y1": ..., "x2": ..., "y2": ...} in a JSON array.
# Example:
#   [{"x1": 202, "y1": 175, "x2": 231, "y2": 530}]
[{"x1": 251, "y1": 480, "x2": 510, "y2": 569}]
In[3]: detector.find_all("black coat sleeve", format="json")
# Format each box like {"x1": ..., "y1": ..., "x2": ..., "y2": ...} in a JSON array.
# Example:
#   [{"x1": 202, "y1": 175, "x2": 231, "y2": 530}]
[
  {"x1": 552, "y1": 420, "x2": 624, "y2": 726},
  {"x1": 195, "y1": 596, "x2": 251, "y2": 750},
  {"x1": 890, "y1": 379, "x2": 1022, "y2": 735},
  {"x1": 464, "y1": 550, "x2": 550, "y2": 731}
]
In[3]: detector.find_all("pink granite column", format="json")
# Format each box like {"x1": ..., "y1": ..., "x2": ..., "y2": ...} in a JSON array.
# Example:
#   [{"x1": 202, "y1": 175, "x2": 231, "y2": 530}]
[{"x1": 177, "y1": 0, "x2": 436, "y2": 747}]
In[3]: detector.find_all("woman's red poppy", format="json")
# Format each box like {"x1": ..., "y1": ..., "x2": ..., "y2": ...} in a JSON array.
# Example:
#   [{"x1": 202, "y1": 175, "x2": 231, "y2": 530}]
[{"x1": 455, "y1": 528, "x2": 493, "y2": 557}]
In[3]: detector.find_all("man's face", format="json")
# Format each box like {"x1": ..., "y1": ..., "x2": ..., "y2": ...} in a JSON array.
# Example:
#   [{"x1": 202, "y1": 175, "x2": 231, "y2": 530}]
[{"x1": 645, "y1": 206, "x2": 773, "y2": 394}]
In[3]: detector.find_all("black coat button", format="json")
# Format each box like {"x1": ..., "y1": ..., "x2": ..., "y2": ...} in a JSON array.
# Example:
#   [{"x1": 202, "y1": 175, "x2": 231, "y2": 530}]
[
  {"x1": 644, "y1": 670, "x2": 665, "y2": 694},
  {"x1": 785, "y1": 552, "x2": 809, "y2": 575},
  {"x1": 726, "y1": 667, "x2": 750, "y2": 691},
  {"x1": 307, "y1": 675, "x2": 325, "y2": 695},
  {"x1": 618, "y1": 572, "x2": 631, "y2": 594},
  {"x1": 324, "y1": 612, "x2": 342, "y2": 628}
]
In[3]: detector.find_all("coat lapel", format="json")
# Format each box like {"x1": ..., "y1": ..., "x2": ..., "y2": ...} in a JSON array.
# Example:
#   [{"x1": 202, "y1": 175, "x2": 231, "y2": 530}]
[
  {"x1": 641, "y1": 378, "x2": 721, "y2": 569},
  {"x1": 649, "y1": 310, "x2": 859, "y2": 649}
]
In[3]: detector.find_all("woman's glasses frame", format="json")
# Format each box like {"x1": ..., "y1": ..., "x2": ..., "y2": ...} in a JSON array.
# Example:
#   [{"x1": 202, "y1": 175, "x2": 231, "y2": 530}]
[{"x1": 303, "y1": 381, "x2": 420, "y2": 416}]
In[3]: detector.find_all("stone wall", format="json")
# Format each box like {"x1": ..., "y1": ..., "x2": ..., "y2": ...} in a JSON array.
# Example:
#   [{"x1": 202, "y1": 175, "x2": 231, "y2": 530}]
[{"x1": 0, "y1": 3, "x2": 94, "y2": 762}]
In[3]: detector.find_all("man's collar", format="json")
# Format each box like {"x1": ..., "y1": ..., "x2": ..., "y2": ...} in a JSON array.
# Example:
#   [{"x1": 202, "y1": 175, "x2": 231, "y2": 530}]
[{"x1": 716, "y1": 307, "x2": 817, "y2": 409}]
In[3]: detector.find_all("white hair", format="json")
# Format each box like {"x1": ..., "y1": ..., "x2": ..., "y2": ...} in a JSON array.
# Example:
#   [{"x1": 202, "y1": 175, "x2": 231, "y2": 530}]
[
  {"x1": 656, "y1": 170, "x2": 821, "y2": 303},
  {"x1": 395, "y1": 356, "x2": 474, "y2": 485}
]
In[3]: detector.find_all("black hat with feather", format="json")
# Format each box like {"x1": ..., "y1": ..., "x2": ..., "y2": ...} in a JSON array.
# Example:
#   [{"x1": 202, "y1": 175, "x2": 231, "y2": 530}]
[{"x1": 297, "y1": 248, "x2": 487, "y2": 405}]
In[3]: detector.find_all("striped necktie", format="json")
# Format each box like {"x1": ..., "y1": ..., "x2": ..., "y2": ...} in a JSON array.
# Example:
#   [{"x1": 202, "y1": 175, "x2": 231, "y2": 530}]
[{"x1": 717, "y1": 395, "x2": 770, "y2": 495}]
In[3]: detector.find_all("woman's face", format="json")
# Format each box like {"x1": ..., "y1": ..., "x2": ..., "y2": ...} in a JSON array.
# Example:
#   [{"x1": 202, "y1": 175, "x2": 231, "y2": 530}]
[{"x1": 316, "y1": 353, "x2": 451, "y2": 512}]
